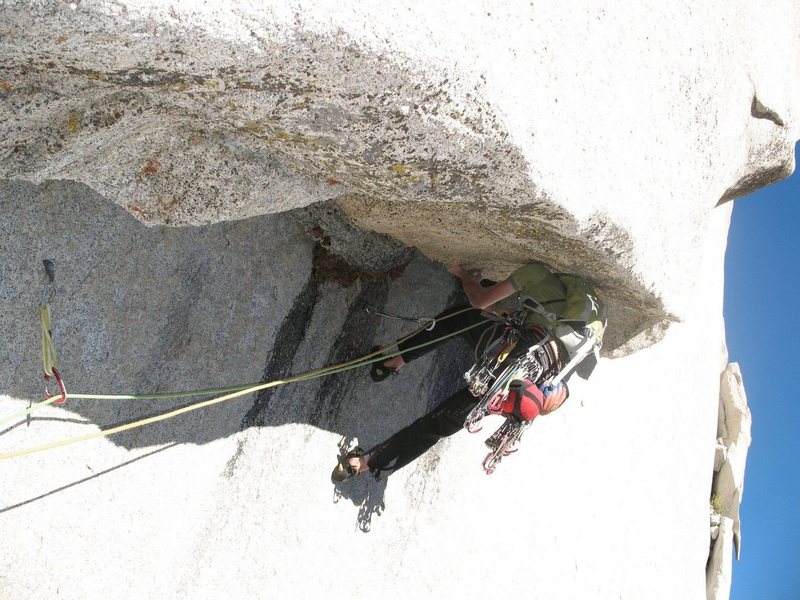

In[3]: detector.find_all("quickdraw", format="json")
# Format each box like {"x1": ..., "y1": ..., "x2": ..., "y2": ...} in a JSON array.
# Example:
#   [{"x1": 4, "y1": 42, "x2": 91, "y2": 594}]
[
  {"x1": 463, "y1": 340, "x2": 548, "y2": 434},
  {"x1": 365, "y1": 307, "x2": 436, "y2": 331},
  {"x1": 463, "y1": 315, "x2": 523, "y2": 399},
  {"x1": 481, "y1": 418, "x2": 531, "y2": 475},
  {"x1": 40, "y1": 259, "x2": 66, "y2": 405}
]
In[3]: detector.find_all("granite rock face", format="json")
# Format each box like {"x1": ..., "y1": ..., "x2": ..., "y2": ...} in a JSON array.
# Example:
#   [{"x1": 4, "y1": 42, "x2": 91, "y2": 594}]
[
  {"x1": 2, "y1": 1, "x2": 799, "y2": 353},
  {"x1": 0, "y1": 2, "x2": 797, "y2": 599},
  {"x1": 0, "y1": 178, "x2": 731, "y2": 600},
  {"x1": 707, "y1": 363, "x2": 752, "y2": 600}
]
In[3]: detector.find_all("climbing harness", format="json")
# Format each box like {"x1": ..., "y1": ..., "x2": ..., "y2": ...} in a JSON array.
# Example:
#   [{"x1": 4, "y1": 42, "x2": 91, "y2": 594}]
[
  {"x1": 39, "y1": 259, "x2": 66, "y2": 406},
  {"x1": 518, "y1": 272, "x2": 607, "y2": 379},
  {"x1": 462, "y1": 309, "x2": 562, "y2": 474},
  {"x1": 365, "y1": 307, "x2": 436, "y2": 331}
]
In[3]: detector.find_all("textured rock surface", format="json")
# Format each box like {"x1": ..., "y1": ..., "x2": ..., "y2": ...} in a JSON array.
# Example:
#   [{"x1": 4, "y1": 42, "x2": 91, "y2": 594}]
[
  {"x1": 707, "y1": 362, "x2": 752, "y2": 599},
  {"x1": 1, "y1": 176, "x2": 729, "y2": 600},
  {"x1": 2, "y1": 1, "x2": 799, "y2": 353},
  {"x1": 0, "y1": 2, "x2": 797, "y2": 599},
  {"x1": 707, "y1": 516, "x2": 735, "y2": 600}
]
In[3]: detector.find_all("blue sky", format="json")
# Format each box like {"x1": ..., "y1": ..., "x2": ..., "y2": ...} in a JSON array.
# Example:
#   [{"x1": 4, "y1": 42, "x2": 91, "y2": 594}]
[{"x1": 726, "y1": 142, "x2": 800, "y2": 600}]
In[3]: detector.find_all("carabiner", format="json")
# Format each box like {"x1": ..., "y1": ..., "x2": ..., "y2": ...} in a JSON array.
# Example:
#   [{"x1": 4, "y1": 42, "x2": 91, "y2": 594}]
[
  {"x1": 44, "y1": 366, "x2": 67, "y2": 405},
  {"x1": 365, "y1": 307, "x2": 436, "y2": 331}
]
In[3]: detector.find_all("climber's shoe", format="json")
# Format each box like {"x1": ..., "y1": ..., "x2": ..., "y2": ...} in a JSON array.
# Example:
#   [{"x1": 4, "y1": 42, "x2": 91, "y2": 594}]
[
  {"x1": 331, "y1": 447, "x2": 366, "y2": 483},
  {"x1": 369, "y1": 347, "x2": 398, "y2": 383}
]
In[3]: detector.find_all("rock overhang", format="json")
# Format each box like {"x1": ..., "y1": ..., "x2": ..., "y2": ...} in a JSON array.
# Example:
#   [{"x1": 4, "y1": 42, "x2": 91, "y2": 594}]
[{"x1": 1, "y1": 0, "x2": 798, "y2": 355}]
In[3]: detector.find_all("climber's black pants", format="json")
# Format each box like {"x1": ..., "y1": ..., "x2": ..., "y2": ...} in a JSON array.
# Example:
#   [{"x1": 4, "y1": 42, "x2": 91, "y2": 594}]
[
  {"x1": 366, "y1": 305, "x2": 500, "y2": 480},
  {"x1": 365, "y1": 305, "x2": 554, "y2": 480},
  {"x1": 366, "y1": 386, "x2": 477, "y2": 480}
]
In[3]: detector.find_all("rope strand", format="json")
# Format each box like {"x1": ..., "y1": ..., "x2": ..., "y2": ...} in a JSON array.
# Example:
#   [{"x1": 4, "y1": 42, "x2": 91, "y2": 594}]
[{"x1": 0, "y1": 309, "x2": 489, "y2": 460}]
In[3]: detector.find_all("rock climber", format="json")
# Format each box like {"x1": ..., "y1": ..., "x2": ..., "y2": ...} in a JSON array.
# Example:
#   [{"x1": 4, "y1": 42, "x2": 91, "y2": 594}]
[{"x1": 332, "y1": 261, "x2": 600, "y2": 482}]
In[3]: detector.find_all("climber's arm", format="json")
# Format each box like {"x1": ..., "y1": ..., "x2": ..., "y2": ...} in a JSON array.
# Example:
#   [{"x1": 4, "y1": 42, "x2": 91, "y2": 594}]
[{"x1": 448, "y1": 265, "x2": 516, "y2": 310}]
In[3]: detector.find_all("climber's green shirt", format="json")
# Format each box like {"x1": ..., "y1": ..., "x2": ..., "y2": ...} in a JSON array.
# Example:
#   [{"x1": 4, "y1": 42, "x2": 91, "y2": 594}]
[{"x1": 509, "y1": 263, "x2": 566, "y2": 329}]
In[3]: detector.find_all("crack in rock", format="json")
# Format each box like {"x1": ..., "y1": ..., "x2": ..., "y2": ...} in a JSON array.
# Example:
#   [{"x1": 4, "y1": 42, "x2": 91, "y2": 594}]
[{"x1": 751, "y1": 95, "x2": 785, "y2": 127}]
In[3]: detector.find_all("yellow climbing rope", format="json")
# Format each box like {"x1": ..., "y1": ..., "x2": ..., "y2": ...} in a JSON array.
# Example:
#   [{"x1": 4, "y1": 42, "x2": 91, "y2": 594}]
[{"x1": 0, "y1": 306, "x2": 491, "y2": 461}]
